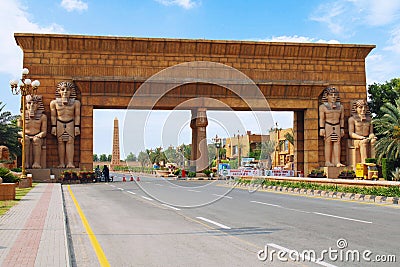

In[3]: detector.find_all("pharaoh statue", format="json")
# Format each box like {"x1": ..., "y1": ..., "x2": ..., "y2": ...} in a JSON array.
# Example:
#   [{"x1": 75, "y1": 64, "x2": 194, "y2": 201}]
[
  {"x1": 23, "y1": 95, "x2": 47, "y2": 168},
  {"x1": 348, "y1": 99, "x2": 376, "y2": 163},
  {"x1": 50, "y1": 81, "x2": 81, "y2": 168},
  {"x1": 319, "y1": 87, "x2": 345, "y2": 167}
]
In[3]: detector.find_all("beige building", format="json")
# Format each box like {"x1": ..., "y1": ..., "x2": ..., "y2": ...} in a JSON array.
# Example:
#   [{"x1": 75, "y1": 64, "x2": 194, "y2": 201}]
[
  {"x1": 269, "y1": 128, "x2": 295, "y2": 168},
  {"x1": 225, "y1": 131, "x2": 270, "y2": 162}
]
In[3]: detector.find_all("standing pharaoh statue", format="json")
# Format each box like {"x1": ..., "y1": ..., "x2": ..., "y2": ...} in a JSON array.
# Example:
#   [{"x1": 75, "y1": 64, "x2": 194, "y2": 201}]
[
  {"x1": 319, "y1": 87, "x2": 345, "y2": 167},
  {"x1": 23, "y1": 95, "x2": 47, "y2": 168},
  {"x1": 50, "y1": 82, "x2": 81, "y2": 168},
  {"x1": 348, "y1": 99, "x2": 376, "y2": 163}
]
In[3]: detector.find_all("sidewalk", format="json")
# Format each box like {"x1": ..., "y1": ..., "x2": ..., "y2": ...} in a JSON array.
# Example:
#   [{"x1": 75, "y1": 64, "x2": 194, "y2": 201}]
[{"x1": 0, "y1": 183, "x2": 70, "y2": 267}]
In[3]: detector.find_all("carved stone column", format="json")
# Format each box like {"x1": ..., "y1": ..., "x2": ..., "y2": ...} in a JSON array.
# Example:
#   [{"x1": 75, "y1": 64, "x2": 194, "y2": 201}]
[{"x1": 190, "y1": 108, "x2": 209, "y2": 173}]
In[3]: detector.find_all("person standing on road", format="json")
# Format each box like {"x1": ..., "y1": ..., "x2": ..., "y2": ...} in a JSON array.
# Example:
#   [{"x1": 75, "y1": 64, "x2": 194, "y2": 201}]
[{"x1": 103, "y1": 165, "x2": 110, "y2": 182}]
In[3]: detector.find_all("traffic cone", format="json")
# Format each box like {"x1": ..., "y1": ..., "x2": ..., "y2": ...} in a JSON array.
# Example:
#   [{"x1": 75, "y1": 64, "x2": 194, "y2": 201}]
[
  {"x1": 122, "y1": 176, "x2": 126, "y2": 182},
  {"x1": 130, "y1": 176, "x2": 134, "y2": 181},
  {"x1": 136, "y1": 176, "x2": 140, "y2": 182}
]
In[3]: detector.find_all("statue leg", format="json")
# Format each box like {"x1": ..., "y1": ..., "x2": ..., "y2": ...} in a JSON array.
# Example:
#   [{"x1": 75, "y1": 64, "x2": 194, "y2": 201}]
[
  {"x1": 32, "y1": 137, "x2": 42, "y2": 169},
  {"x1": 324, "y1": 140, "x2": 334, "y2": 166},
  {"x1": 57, "y1": 139, "x2": 66, "y2": 168},
  {"x1": 25, "y1": 137, "x2": 31, "y2": 169},
  {"x1": 333, "y1": 141, "x2": 344, "y2": 167},
  {"x1": 370, "y1": 138, "x2": 376, "y2": 159},
  {"x1": 65, "y1": 138, "x2": 75, "y2": 168}
]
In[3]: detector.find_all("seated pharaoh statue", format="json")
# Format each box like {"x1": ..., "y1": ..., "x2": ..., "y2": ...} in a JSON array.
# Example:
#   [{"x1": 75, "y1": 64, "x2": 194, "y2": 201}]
[
  {"x1": 21, "y1": 95, "x2": 47, "y2": 169},
  {"x1": 348, "y1": 99, "x2": 376, "y2": 164}
]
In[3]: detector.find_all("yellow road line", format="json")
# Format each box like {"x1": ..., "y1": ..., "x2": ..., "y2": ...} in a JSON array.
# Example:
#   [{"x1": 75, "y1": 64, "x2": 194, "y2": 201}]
[{"x1": 67, "y1": 185, "x2": 111, "y2": 267}]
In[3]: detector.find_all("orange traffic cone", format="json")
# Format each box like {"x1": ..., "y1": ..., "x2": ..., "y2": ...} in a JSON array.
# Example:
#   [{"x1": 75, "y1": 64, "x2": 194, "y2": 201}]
[
  {"x1": 122, "y1": 176, "x2": 126, "y2": 182},
  {"x1": 136, "y1": 176, "x2": 140, "y2": 182},
  {"x1": 130, "y1": 176, "x2": 134, "y2": 181}
]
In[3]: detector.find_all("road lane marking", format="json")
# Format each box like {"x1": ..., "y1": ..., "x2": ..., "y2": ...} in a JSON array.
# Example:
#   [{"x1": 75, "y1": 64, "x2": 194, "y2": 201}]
[
  {"x1": 155, "y1": 184, "x2": 164, "y2": 186},
  {"x1": 251, "y1": 200, "x2": 282, "y2": 208},
  {"x1": 109, "y1": 185, "x2": 116, "y2": 188},
  {"x1": 127, "y1": 191, "x2": 136, "y2": 195},
  {"x1": 67, "y1": 185, "x2": 110, "y2": 267},
  {"x1": 162, "y1": 204, "x2": 181, "y2": 211},
  {"x1": 313, "y1": 212, "x2": 372, "y2": 224},
  {"x1": 188, "y1": 189, "x2": 201, "y2": 193},
  {"x1": 196, "y1": 217, "x2": 231, "y2": 229},
  {"x1": 145, "y1": 182, "x2": 151, "y2": 184},
  {"x1": 117, "y1": 187, "x2": 124, "y2": 191},
  {"x1": 169, "y1": 186, "x2": 178, "y2": 189},
  {"x1": 266, "y1": 243, "x2": 337, "y2": 267},
  {"x1": 213, "y1": 194, "x2": 233, "y2": 199},
  {"x1": 141, "y1": 196, "x2": 154, "y2": 201}
]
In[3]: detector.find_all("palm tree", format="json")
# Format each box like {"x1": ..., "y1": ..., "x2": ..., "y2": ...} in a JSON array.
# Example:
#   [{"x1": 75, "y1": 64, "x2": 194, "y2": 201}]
[
  {"x1": 373, "y1": 98, "x2": 400, "y2": 162},
  {"x1": 0, "y1": 102, "x2": 20, "y2": 159}
]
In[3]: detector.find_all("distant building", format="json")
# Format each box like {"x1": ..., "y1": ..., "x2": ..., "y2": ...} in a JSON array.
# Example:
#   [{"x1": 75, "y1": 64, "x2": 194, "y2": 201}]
[
  {"x1": 225, "y1": 131, "x2": 270, "y2": 164},
  {"x1": 269, "y1": 128, "x2": 294, "y2": 168}
]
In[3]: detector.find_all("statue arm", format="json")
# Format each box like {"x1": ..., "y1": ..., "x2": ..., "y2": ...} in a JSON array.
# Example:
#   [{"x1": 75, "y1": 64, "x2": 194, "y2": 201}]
[
  {"x1": 37, "y1": 114, "x2": 47, "y2": 138},
  {"x1": 74, "y1": 101, "x2": 81, "y2": 136},
  {"x1": 340, "y1": 106, "x2": 345, "y2": 137},
  {"x1": 319, "y1": 105, "x2": 326, "y2": 136},
  {"x1": 50, "y1": 101, "x2": 56, "y2": 135}
]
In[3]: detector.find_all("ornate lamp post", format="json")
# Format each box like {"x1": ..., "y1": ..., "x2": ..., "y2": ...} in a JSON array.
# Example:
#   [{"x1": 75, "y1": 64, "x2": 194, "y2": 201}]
[
  {"x1": 9, "y1": 68, "x2": 40, "y2": 179},
  {"x1": 212, "y1": 134, "x2": 222, "y2": 168}
]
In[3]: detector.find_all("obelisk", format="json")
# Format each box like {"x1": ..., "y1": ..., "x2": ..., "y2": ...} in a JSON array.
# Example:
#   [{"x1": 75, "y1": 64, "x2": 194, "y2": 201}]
[{"x1": 111, "y1": 117, "x2": 120, "y2": 170}]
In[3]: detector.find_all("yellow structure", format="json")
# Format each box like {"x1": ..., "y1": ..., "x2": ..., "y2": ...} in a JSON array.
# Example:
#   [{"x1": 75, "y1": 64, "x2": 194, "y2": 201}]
[
  {"x1": 269, "y1": 128, "x2": 295, "y2": 168},
  {"x1": 225, "y1": 131, "x2": 269, "y2": 163},
  {"x1": 355, "y1": 163, "x2": 378, "y2": 180}
]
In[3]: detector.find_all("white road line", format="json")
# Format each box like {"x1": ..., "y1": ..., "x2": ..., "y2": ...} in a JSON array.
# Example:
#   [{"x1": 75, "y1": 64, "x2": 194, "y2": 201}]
[
  {"x1": 313, "y1": 212, "x2": 372, "y2": 224},
  {"x1": 169, "y1": 186, "x2": 178, "y2": 189},
  {"x1": 251, "y1": 201, "x2": 282, "y2": 208},
  {"x1": 162, "y1": 204, "x2": 181, "y2": 211},
  {"x1": 126, "y1": 191, "x2": 136, "y2": 195},
  {"x1": 109, "y1": 185, "x2": 116, "y2": 187},
  {"x1": 145, "y1": 182, "x2": 151, "y2": 184},
  {"x1": 117, "y1": 188, "x2": 124, "y2": 191},
  {"x1": 141, "y1": 196, "x2": 154, "y2": 201},
  {"x1": 196, "y1": 217, "x2": 231, "y2": 229},
  {"x1": 266, "y1": 243, "x2": 337, "y2": 267},
  {"x1": 213, "y1": 194, "x2": 233, "y2": 199},
  {"x1": 188, "y1": 189, "x2": 201, "y2": 193},
  {"x1": 155, "y1": 184, "x2": 164, "y2": 186}
]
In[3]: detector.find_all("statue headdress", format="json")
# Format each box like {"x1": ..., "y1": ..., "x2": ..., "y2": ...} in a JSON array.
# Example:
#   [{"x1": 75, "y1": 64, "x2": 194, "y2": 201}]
[{"x1": 25, "y1": 94, "x2": 45, "y2": 120}]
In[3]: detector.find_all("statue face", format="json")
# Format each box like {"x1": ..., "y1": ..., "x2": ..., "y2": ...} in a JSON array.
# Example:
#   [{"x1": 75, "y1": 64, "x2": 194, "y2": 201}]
[
  {"x1": 327, "y1": 92, "x2": 338, "y2": 103},
  {"x1": 0, "y1": 146, "x2": 9, "y2": 160},
  {"x1": 356, "y1": 102, "x2": 367, "y2": 120},
  {"x1": 59, "y1": 85, "x2": 71, "y2": 100},
  {"x1": 26, "y1": 98, "x2": 38, "y2": 117}
]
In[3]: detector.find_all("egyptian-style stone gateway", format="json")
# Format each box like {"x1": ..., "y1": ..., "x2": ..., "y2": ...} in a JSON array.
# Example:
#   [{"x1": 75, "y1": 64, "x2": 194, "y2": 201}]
[{"x1": 14, "y1": 33, "x2": 374, "y2": 175}]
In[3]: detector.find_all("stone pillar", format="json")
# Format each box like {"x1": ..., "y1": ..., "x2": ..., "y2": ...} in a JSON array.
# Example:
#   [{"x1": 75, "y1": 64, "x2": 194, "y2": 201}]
[
  {"x1": 111, "y1": 117, "x2": 120, "y2": 170},
  {"x1": 190, "y1": 108, "x2": 209, "y2": 173},
  {"x1": 303, "y1": 107, "x2": 320, "y2": 175},
  {"x1": 294, "y1": 111, "x2": 304, "y2": 175},
  {"x1": 79, "y1": 104, "x2": 93, "y2": 171}
]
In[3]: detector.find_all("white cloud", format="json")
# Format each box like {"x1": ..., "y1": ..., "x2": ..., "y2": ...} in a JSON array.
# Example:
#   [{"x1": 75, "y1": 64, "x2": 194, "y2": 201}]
[
  {"x1": 61, "y1": 0, "x2": 88, "y2": 12},
  {"x1": 348, "y1": 0, "x2": 400, "y2": 26},
  {"x1": 384, "y1": 26, "x2": 400, "y2": 54},
  {"x1": 309, "y1": 2, "x2": 347, "y2": 35},
  {"x1": 259, "y1": 35, "x2": 340, "y2": 44},
  {"x1": 0, "y1": 0, "x2": 64, "y2": 77},
  {"x1": 155, "y1": 0, "x2": 198, "y2": 9}
]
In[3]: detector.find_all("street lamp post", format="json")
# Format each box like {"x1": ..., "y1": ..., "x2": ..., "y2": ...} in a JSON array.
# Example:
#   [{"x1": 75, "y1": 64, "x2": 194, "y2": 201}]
[{"x1": 9, "y1": 68, "x2": 40, "y2": 179}]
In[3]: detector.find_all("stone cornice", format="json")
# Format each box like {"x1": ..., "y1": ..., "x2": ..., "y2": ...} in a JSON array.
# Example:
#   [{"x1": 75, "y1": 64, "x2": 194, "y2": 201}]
[{"x1": 14, "y1": 33, "x2": 375, "y2": 60}]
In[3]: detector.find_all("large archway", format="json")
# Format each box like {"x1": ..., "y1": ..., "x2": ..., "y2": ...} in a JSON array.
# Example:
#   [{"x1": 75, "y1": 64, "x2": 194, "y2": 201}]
[{"x1": 14, "y1": 33, "x2": 374, "y2": 175}]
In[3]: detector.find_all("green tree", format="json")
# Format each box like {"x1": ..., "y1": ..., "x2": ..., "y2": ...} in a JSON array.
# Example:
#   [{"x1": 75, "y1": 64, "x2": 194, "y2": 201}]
[
  {"x1": 146, "y1": 147, "x2": 166, "y2": 165},
  {"x1": 0, "y1": 102, "x2": 20, "y2": 158},
  {"x1": 368, "y1": 78, "x2": 400, "y2": 117},
  {"x1": 373, "y1": 98, "x2": 400, "y2": 162},
  {"x1": 164, "y1": 146, "x2": 178, "y2": 163},
  {"x1": 126, "y1": 152, "x2": 137, "y2": 161},
  {"x1": 107, "y1": 154, "x2": 112, "y2": 161},
  {"x1": 99, "y1": 154, "x2": 108, "y2": 162},
  {"x1": 138, "y1": 151, "x2": 149, "y2": 170},
  {"x1": 93, "y1": 154, "x2": 99, "y2": 162}
]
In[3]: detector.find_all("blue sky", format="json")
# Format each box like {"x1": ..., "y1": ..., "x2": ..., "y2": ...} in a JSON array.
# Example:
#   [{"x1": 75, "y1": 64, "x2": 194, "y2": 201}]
[{"x1": 1, "y1": 0, "x2": 400, "y2": 157}]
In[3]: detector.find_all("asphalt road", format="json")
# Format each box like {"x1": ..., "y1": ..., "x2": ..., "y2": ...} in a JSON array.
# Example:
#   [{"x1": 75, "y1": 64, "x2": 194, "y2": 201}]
[{"x1": 63, "y1": 173, "x2": 399, "y2": 267}]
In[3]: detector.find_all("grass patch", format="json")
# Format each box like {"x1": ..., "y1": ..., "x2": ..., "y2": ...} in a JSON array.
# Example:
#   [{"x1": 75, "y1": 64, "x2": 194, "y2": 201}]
[
  {"x1": 238, "y1": 179, "x2": 400, "y2": 198},
  {"x1": 0, "y1": 183, "x2": 37, "y2": 216}
]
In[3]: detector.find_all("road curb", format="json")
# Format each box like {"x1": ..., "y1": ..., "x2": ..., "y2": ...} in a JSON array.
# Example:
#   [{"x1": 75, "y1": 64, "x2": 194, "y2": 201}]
[{"x1": 225, "y1": 181, "x2": 399, "y2": 205}]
